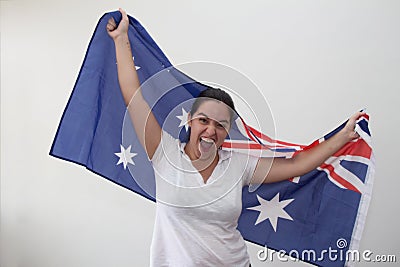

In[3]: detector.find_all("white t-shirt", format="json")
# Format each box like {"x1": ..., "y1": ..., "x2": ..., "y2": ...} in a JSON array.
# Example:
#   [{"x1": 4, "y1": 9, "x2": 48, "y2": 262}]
[{"x1": 150, "y1": 131, "x2": 259, "y2": 267}]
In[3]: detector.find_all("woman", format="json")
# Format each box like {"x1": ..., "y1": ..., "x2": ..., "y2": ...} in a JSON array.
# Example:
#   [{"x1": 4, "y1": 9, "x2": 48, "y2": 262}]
[{"x1": 107, "y1": 9, "x2": 364, "y2": 267}]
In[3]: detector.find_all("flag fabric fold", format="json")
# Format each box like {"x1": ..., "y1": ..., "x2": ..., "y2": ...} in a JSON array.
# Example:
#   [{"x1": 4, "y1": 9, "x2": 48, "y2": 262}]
[{"x1": 50, "y1": 11, "x2": 374, "y2": 267}]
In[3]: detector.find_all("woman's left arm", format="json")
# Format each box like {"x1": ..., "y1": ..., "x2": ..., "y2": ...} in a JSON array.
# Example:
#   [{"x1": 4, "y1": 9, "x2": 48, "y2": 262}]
[{"x1": 251, "y1": 111, "x2": 365, "y2": 184}]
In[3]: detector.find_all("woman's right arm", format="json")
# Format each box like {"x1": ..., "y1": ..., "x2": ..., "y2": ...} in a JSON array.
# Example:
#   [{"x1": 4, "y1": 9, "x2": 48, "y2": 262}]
[{"x1": 107, "y1": 9, "x2": 161, "y2": 159}]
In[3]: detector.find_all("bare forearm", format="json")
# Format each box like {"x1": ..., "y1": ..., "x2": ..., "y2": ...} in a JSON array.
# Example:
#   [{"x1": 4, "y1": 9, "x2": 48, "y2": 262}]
[
  {"x1": 113, "y1": 34, "x2": 161, "y2": 157},
  {"x1": 114, "y1": 34, "x2": 141, "y2": 106},
  {"x1": 258, "y1": 131, "x2": 351, "y2": 184},
  {"x1": 292, "y1": 131, "x2": 349, "y2": 175},
  {"x1": 254, "y1": 112, "x2": 364, "y2": 184},
  {"x1": 107, "y1": 9, "x2": 162, "y2": 159}
]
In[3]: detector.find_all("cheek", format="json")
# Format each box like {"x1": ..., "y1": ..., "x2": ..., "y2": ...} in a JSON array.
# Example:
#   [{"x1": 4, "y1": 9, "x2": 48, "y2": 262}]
[
  {"x1": 217, "y1": 128, "x2": 229, "y2": 139},
  {"x1": 189, "y1": 124, "x2": 201, "y2": 138}
]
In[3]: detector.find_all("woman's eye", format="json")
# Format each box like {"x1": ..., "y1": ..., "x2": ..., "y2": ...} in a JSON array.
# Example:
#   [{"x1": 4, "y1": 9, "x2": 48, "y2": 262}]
[{"x1": 199, "y1": 118, "x2": 207, "y2": 123}]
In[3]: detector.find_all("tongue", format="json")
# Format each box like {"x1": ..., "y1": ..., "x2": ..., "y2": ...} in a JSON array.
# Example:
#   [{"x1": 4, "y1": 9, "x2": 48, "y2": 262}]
[{"x1": 200, "y1": 139, "x2": 214, "y2": 153}]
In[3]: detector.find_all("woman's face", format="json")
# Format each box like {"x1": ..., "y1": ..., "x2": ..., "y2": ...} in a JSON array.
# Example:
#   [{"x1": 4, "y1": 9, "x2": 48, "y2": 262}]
[{"x1": 187, "y1": 100, "x2": 231, "y2": 160}]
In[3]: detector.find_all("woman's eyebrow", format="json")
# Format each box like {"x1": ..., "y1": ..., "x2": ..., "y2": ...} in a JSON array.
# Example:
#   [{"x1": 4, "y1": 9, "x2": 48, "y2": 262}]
[{"x1": 196, "y1": 112, "x2": 229, "y2": 125}]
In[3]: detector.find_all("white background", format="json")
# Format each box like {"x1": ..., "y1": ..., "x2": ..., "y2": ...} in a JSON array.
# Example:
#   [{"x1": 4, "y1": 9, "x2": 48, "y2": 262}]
[{"x1": 1, "y1": 0, "x2": 399, "y2": 266}]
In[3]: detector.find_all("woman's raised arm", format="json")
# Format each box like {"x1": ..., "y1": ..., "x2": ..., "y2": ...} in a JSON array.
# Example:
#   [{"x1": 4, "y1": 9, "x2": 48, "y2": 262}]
[{"x1": 107, "y1": 8, "x2": 161, "y2": 159}]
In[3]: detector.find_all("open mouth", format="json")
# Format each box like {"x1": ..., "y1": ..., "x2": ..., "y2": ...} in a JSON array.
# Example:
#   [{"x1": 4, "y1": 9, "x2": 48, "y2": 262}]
[{"x1": 199, "y1": 137, "x2": 216, "y2": 154}]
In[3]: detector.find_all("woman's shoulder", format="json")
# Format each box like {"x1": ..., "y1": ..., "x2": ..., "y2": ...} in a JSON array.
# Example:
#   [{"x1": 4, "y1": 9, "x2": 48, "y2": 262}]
[{"x1": 151, "y1": 130, "x2": 181, "y2": 162}]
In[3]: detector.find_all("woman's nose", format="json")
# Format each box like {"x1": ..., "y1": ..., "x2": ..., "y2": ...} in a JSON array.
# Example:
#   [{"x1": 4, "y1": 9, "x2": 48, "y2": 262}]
[{"x1": 205, "y1": 124, "x2": 216, "y2": 135}]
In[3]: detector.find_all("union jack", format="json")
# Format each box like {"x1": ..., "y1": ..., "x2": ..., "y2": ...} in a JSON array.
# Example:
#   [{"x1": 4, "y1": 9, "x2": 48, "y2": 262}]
[{"x1": 222, "y1": 114, "x2": 372, "y2": 193}]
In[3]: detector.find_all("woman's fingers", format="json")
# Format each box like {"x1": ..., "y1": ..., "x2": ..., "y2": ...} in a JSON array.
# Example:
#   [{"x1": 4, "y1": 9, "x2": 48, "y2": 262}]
[
  {"x1": 352, "y1": 111, "x2": 365, "y2": 122},
  {"x1": 107, "y1": 8, "x2": 128, "y2": 34},
  {"x1": 107, "y1": 17, "x2": 117, "y2": 32},
  {"x1": 344, "y1": 111, "x2": 366, "y2": 140},
  {"x1": 119, "y1": 8, "x2": 128, "y2": 21},
  {"x1": 350, "y1": 111, "x2": 366, "y2": 129}
]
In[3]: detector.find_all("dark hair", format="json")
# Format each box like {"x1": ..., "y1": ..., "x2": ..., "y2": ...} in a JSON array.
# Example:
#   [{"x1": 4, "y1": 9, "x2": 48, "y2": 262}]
[{"x1": 190, "y1": 87, "x2": 236, "y2": 123}]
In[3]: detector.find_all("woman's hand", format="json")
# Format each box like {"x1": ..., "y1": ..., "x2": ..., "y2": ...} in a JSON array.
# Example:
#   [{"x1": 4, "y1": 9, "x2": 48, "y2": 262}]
[
  {"x1": 107, "y1": 8, "x2": 129, "y2": 40},
  {"x1": 340, "y1": 111, "x2": 366, "y2": 141}
]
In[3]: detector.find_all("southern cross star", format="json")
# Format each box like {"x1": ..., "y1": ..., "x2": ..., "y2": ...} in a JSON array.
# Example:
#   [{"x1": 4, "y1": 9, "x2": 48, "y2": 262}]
[
  {"x1": 247, "y1": 193, "x2": 294, "y2": 232},
  {"x1": 133, "y1": 56, "x2": 141, "y2": 70},
  {"x1": 114, "y1": 145, "x2": 137, "y2": 170},
  {"x1": 176, "y1": 108, "x2": 189, "y2": 131}
]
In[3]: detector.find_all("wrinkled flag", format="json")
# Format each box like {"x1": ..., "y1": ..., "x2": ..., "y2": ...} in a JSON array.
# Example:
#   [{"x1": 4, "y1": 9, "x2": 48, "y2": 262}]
[{"x1": 50, "y1": 11, "x2": 374, "y2": 267}]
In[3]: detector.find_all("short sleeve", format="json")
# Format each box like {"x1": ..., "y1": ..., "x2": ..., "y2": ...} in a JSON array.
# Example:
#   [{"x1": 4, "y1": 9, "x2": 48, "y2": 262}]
[
  {"x1": 150, "y1": 130, "x2": 179, "y2": 165},
  {"x1": 241, "y1": 154, "x2": 260, "y2": 187}
]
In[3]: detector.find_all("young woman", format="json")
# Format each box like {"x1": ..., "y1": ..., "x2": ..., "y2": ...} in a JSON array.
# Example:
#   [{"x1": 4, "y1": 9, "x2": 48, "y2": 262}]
[{"x1": 107, "y1": 9, "x2": 364, "y2": 267}]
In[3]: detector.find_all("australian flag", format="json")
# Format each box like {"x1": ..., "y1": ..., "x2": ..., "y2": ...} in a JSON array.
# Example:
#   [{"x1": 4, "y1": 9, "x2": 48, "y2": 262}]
[{"x1": 50, "y1": 11, "x2": 374, "y2": 267}]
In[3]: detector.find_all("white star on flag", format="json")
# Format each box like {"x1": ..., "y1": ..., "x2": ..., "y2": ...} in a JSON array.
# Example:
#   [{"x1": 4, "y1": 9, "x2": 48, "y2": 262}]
[
  {"x1": 176, "y1": 108, "x2": 189, "y2": 131},
  {"x1": 133, "y1": 56, "x2": 140, "y2": 70},
  {"x1": 114, "y1": 145, "x2": 137, "y2": 170},
  {"x1": 247, "y1": 193, "x2": 294, "y2": 232}
]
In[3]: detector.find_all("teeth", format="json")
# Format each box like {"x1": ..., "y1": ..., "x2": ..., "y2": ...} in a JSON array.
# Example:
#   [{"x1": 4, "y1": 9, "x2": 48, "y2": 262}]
[{"x1": 201, "y1": 137, "x2": 214, "y2": 143}]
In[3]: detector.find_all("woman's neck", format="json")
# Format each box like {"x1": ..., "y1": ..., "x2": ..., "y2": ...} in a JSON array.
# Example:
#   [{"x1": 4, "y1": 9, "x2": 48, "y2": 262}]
[{"x1": 184, "y1": 141, "x2": 219, "y2": 173}]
